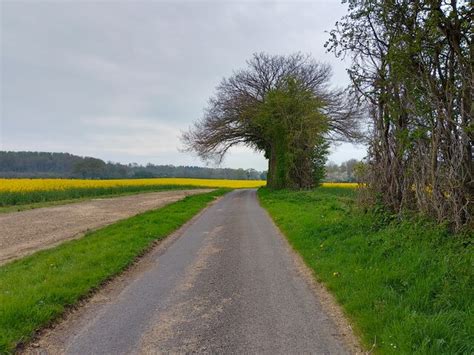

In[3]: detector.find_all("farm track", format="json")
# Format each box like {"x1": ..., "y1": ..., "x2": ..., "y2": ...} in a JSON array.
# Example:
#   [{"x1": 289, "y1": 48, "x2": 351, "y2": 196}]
[
  {"x1": 0, "y1": 189, "x2": 212, "y2": 265},
  {"x1": 24, "y1": 189, "x2": 358, "y2": 354}
]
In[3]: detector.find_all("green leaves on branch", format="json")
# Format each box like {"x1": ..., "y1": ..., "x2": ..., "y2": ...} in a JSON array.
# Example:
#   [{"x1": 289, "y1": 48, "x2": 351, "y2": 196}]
[{"x1": 255, "y1": 78, "x2": 329, "y2": 188}]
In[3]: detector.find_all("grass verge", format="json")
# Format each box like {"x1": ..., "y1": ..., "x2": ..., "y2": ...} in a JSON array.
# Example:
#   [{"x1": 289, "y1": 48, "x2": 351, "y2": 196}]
[
  {"x1": 0, "y1": 184, "x2": 203, "y2": 207},
  {"x1": 0, "y1": 189, "x2": 228, "y2": 353},
  {"x1": 258, "y1": 187, "x2": 473, "y2": 354}
]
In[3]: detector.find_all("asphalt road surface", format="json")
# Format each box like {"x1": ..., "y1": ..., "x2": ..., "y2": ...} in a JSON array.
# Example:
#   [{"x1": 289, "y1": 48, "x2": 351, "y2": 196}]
[{"x1": 30, "y1": 189, "x2": 352, "y2": 354}]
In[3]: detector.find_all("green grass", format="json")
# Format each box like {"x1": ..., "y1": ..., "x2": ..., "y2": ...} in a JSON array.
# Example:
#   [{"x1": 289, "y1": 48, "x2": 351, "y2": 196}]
[
  {"x1": 258, "y1": 187, "x2": 473, "y2": 354},
  {"x1": 0, "y1": 189, "x2": 228, "y2": 354},
  {"x1": 0, "y1": 184, "x2": 202, "y2": 207}
]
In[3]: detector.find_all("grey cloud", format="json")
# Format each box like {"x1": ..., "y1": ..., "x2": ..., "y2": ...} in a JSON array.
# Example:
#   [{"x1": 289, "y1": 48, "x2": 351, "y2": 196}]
[{"x1": 1, "y1": 0, "x2": 366, "y2": 169}]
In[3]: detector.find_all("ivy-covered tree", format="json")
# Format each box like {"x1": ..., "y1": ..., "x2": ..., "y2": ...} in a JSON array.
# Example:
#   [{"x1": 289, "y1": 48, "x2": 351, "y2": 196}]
[
  {"x1": 254, "y1": 78, "x2": 329, "y2": 188},
  {"x1": 182, "y1": 53, "x2": 362, "y2": 189}
]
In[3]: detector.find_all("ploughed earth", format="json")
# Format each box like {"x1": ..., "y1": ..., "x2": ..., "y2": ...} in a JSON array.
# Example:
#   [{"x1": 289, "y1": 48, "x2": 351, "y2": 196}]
[{"x1": 0, "y1": 189, "x2": 213, "y2": 265}]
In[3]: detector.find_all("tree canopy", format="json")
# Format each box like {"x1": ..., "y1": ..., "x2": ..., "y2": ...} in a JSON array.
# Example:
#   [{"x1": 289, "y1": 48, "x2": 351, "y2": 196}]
[{"x1": 183, "y1": 53, "x2": 363, "y2": 189}]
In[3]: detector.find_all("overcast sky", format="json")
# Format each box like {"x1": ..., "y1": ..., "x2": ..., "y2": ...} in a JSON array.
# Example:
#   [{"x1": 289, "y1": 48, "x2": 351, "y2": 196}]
[{"x1": 1, "y1": 0, "x2": 366, "y2": 170}]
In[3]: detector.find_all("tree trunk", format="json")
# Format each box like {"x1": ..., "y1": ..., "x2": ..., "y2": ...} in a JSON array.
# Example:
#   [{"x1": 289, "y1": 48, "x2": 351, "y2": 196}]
[
  {"x1": 266, "y1": 150, "x2": 273, "y2": 188},
  {"x1": 266, "y1": 142, "x2": 288, "y2": 189}
]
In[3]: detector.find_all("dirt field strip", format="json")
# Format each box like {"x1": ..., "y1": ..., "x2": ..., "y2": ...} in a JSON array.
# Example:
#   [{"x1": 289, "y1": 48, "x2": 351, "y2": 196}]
[{"x1": 0, "y1": 189, "x2": 213, "y2": 265}]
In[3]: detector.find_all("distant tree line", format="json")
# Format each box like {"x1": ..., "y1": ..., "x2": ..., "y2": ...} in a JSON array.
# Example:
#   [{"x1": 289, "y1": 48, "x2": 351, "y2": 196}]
[
  {"x1": 0, "y1": 151, "x2": 362, "y2": 182},
  {"x1": 0, "y1": 151, "x2": 266, "y2": 180}
]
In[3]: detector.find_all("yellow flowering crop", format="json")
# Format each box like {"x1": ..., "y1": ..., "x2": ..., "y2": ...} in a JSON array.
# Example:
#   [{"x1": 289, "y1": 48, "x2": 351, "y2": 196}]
[
  {"x1": 0, "y1": 178, "x2": 267, "y2": 193},
  {"x1": 0, "y1": 178, "x2": 360, "y2": 193}
]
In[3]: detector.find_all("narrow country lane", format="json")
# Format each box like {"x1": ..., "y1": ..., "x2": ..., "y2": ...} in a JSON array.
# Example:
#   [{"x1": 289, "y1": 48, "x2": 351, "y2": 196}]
[{"x1": 29, "y1": 189, "x2": 353, "y2": 354}]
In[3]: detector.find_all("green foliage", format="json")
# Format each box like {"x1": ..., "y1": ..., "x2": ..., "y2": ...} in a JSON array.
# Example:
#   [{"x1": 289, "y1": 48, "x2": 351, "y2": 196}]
[
  {"x1": 256, "y1": 78, "x2": 329, "y2": 189},
  {"x1": 352, "y1": 161, "x2": 367, "y2": 183},
  {"x1": 72, "y1": 157, "x2": 106, "y2": 178},
  {"x1": 312, "y1": 137, "x2": 329, "y2": 186},
  {"x1": 0, "y1": 189, "x2": 228, "y2": 353},
  {"x1": 259, "y1": 187, "x2": 473, "y2": 354}
]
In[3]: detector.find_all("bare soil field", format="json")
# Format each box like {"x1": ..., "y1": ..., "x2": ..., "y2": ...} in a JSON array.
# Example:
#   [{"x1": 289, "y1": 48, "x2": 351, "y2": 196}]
[{"x1": 0, "y1": 189, "x2": 212, "y2": 265}]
